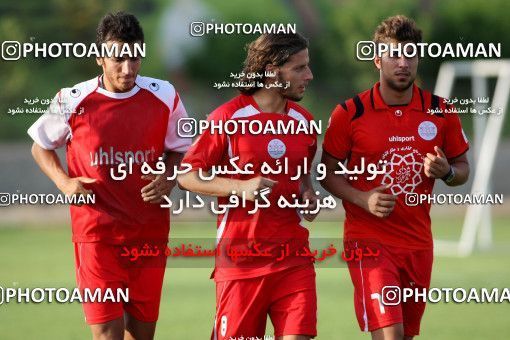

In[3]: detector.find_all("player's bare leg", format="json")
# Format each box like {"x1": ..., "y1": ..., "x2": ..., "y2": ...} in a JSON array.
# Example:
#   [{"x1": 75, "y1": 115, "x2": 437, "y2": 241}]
[
  {"x1": 276, "y1": 335, "x2": 312, "y2": 340},
  {"x1": 124, "y1": 312, "x2": 157, "y2": 340},
  {"x1": 371, "y1": 323, "x2": 404, "y2": 340},
  {"x1": 90, "y1": 317, "x2": 124, "y2": 340}
]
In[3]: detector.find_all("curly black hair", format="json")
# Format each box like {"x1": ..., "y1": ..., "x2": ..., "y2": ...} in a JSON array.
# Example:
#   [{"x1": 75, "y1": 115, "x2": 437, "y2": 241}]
[{"x1": 96, "y1": 11, "x2": 144, "y2": 45}]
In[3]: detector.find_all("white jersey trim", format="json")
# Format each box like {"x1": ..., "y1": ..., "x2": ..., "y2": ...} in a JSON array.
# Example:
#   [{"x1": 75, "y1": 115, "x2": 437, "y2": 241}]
[
  {"x1": 216, "y1": 209, "x2": 229, "y2": 246},
  {"x1": 288, "y1": 108, "x2": 310, "y2": 127},
  {"x1": 136, "y1": 75, "x2": 192, "y2": 153},
  {"x1": 96, "y1": 81, "x2": 140, "y2": 99},
  {"x1": 231, "y1": 104, "x2": 260, "y2": 119},
  {"x1": 27, "y1": 77, "x2": 98, "y2": 150}
]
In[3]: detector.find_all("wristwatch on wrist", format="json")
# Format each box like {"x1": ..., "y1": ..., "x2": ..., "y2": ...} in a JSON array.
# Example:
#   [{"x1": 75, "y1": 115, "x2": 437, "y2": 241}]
[{"x1": 441, "y1": 166, "x2": 455, "y2": 184}]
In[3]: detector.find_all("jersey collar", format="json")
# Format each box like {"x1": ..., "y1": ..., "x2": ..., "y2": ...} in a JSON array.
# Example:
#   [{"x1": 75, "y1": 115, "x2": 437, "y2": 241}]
[
  {"x1": 371, "y1": 81, "x2": 424, "y2": 112},
  {"x1": 96, "y1": 75, "x2": 141, "y2": 99},
  {"x1": 243, "y1": 93, "x2": 291, "y2": 114}
]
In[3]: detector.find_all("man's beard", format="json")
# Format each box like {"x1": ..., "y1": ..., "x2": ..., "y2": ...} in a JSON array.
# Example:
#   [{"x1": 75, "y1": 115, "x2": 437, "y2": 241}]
[
  {"x1": 277, "y1": 74, "x2": 303, "y2": 102},
  {"x1": 386, "y1": 75, "x2": 415, "y2": 92}
]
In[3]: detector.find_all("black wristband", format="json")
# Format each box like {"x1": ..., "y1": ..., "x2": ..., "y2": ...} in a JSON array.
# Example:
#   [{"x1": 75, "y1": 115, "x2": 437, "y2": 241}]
[{"x1": 441, "y1": 166, "x2": 455, "y2": 183}]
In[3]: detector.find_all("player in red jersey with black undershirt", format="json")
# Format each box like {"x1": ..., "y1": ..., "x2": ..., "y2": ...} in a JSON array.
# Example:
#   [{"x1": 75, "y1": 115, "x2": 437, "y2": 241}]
[
  {"x1": 178, "y1": 33, "x2": 317, "y2": 340},
  {"x1": 321, "y1": 16, "x2": 470, "y2": 340},
  {"x1": 28, "y1": 12, "x2": 190, "y2": 340}
]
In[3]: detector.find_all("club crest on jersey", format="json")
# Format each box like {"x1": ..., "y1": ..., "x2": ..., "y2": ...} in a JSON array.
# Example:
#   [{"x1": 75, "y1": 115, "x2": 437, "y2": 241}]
[
  {"x1": 418, "y1": 121, "x2": 437, "y2": 141},
  {"x1": 267, "y1": 138, "x2": 286, "y2": 159},
  {"x1": 381, "y1": 148, "x2": 423, "y2": 195}
]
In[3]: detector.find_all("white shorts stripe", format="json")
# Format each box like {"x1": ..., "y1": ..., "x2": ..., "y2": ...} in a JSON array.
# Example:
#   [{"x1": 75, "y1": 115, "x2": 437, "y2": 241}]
[{"x1": 357, "y1": 241, "x2": 369, "y2": 332}]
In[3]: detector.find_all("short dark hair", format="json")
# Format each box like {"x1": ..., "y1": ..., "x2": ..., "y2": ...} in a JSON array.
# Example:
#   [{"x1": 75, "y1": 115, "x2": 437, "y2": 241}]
[
  {"x1": 239, "y1": 33, "x2": 309, "y2": 94},
  {"x1": 96, "y1": 11, "x2": 144, "y2": 45},
  {"x1": 373, "y1": 15, "x2": 422, "y2": 45}
]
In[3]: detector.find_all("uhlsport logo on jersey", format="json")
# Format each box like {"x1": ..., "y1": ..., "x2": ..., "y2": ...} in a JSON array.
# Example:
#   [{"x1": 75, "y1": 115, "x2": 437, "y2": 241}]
[
  {"x1": 267, "y1": 139, "x2": 286, "y2": 159},
  {"x1": 89, "y1": 146, "x2": 157, "y2": 166}
]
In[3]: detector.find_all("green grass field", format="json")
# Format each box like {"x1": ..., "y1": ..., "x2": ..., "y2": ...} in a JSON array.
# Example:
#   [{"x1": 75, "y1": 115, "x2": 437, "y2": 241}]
[{"x1": 0, "y1": 217, "x2": 509, "y2": 339}]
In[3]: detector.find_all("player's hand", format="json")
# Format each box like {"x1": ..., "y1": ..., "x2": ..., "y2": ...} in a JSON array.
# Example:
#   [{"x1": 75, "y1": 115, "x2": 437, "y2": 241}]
[
  {"x1": 424, "y1": 146, "x2": 450, "y2": 178},
  {"x1": 141, "y1": 174, "x2": 176, "y2": 204},
  {"x1": 237, "y1": 176, "x2": 277, "y2": 201},
  {"x1": 300, "y1": 188, "x2": 319, "y2": 222},
  {"x1": 360, "y1": 184, "x2": 397, "y2": 218},
  {"x1": 58, "y1": 177, "x2": 96, "y2": 206}
]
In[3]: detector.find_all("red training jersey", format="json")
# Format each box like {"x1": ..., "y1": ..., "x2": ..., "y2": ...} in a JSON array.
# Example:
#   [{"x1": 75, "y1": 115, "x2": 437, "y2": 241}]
[
  {"x1": 182, "y1": 94, "x2": 317, "y2": 281},
  {"x1": 28, "y1": 75, "x2": 191, "y2": 244},
  {"x1": 323, "y1": 82, "x2": 469, "y2": 249}
]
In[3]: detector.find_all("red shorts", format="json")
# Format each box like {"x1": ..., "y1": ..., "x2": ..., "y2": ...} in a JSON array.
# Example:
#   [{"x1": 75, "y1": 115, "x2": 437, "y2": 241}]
[
  {"x1": 74, "y1": 242, "x2": 167, "y2": 325},
  {"x1": 346, "y1": 241, "x2": 433, "y2": 336},
  {"x1": 211, "y1": 264, "x2": 317, "y2": 339}
]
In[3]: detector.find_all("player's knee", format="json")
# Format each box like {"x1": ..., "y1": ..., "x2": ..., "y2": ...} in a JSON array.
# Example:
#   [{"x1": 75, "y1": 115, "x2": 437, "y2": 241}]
[
  {"x1": 124, "y1": 314, "x2": 156, "y2": 340},
  {"x1": 91, "y1": 328, "x2": 123, "y2": 340},
  {"x1": 371, "y1": 323, "x2": 405, "y2": 340},
  {"x1": 90, "y1": 318, "x2": 124, "y2": 340}
]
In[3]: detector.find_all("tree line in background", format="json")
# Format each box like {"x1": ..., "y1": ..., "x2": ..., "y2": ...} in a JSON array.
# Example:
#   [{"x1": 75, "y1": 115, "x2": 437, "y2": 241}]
[{"x1": 1, "y1": 0, "x2": 509, "y2": 140}]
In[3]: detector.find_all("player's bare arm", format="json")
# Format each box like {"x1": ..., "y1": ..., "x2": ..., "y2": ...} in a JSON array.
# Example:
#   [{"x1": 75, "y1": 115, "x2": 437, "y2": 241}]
[
  {"x1": 300, "y1": 173, "x2": 319, "y2": 222},
  {"x1": 177, "y1": 171, "x2": 277, "y2": 201},
  {"x1": 423, "y1": 146, "x2": 469, "y2": 186},
  {"x1": 320, "y1": 151, "x2": 396, "y2": 218},
  {"x1": 141, "y1": 151, "x2": 184, "y2": 203},
  {"x1": 31, "y1": 142, "x2": 95, "y2": 205}
]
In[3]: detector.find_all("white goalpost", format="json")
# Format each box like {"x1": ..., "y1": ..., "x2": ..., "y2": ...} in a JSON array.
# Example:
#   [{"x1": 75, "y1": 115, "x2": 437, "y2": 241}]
[{"x1": 433, "y1": 59, "x2": 510, "y2": 256}]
